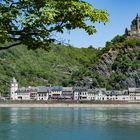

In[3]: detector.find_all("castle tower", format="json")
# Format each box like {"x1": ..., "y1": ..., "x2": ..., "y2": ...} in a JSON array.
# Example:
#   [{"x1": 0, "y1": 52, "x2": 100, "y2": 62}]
[
  {"x1": 129, "y1": 14, "x2": 140, "y2": 37},
  {"x1": 10, "y1": 77, "x2": 18, "y2": 100}
]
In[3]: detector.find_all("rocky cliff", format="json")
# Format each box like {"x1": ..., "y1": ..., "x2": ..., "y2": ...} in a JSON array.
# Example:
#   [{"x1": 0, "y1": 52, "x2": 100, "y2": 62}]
[{"x1": 77, "y1": 36, "x2": 140, "y2": 89}]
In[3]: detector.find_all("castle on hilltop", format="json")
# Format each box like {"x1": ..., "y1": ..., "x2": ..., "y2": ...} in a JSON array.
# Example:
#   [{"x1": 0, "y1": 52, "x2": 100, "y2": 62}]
[{"x1": 128, "y1": 14, "x2": 140, "y2": 37}]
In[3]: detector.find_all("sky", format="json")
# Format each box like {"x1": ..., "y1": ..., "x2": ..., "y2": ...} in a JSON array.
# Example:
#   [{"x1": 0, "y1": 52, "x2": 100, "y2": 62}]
[{"x1": 58, "y1": 0, "x2": 140, "y2": 48}]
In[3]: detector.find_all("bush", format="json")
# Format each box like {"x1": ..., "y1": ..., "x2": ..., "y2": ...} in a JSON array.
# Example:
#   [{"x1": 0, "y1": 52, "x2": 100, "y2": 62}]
[{"x1": 125, "y1": 38, "x2": 140, "y2": 47}]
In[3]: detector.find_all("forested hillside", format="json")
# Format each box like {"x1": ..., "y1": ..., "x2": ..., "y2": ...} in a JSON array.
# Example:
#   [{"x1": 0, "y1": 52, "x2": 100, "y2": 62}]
[{"x1": 0, "y1": 43, "x2": 99, "y2": 94}]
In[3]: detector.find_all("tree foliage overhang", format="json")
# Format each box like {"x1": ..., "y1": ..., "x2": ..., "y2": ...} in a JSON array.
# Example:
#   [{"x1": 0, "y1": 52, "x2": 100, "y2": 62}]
[{"x1": 0, "y1": 0, "x2": 109, "y2": 50}]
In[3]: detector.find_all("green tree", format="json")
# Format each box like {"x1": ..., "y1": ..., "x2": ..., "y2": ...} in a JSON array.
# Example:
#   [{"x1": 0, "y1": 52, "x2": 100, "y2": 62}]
[
  {"x1": 111, "y1": 35, "x2": 126, "y2": 45},
  {"x1": 124, "y1": 28, "x2": 129, "y2": 36},
  {"x1": 0, "y1": 0, "x2": 109, "y2": 50}
]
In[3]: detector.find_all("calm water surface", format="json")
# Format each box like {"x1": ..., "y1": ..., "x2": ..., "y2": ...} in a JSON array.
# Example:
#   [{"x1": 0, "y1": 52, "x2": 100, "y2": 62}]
[{"x1": 0, "y1": 107, "x2": 140, "y2": 140}]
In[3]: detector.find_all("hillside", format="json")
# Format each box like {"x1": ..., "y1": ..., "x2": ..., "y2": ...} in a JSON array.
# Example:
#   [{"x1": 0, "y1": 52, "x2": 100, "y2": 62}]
[
  {"x1": 0, "y1": 36, "x2": 140, "y2": 94},
  {"x1": 77, "y1": 36, "x2": 140, "y2": 89},
  {"x1": 0, "y1": 43, "x2": 99, "y2": 94}
]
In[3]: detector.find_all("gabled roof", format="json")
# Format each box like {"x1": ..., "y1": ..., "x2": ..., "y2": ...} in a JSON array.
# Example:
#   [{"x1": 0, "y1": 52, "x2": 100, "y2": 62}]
[
  {"x1": 129, "y1": 88, "x2": 140, "y2": 93},
  {"x1": 62, "y1": 87, "x2": 73, "y2": 91},
  {"x1": 73, "y1": 87, "x2": 88, "y2": 91},
  {"x1": 37, "y1": 86, "x2": 50, "y2": 93},
  {"x1": 51, "y1": 86, "x2": 62, "y2": 91},
  {"x1": 128, "y1": 88, "x2": 137, "y2": 92},
  {"x1": 88, "y1": 89, "x2": 95, "y2": 93}
]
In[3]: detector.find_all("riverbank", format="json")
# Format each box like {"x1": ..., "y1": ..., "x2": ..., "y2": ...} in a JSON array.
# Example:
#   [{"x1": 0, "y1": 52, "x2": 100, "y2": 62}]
[{"x1": 0, "y1": 103, "x2": 140, "y2": 108}]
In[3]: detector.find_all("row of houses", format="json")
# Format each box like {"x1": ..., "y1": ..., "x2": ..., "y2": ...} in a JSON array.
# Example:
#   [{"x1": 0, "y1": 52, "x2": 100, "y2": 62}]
[{"x1": 10, "y1": 78, "x2": 140, "y2": 101}]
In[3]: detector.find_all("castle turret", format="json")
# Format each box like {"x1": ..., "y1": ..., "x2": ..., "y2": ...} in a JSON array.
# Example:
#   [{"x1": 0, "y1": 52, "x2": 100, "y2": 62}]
[{"x1": 10, "y1": 77, "x2": 18, "y2": 100}]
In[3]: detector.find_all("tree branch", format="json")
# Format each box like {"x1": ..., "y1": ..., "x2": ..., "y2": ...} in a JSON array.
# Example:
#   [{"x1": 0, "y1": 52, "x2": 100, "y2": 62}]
[
  {"x1": 0, "y1": 42, "x2": 22, "y2": 50},
  {"x1": 8, "y1": 30, "x2": 38, "y2": 36}
]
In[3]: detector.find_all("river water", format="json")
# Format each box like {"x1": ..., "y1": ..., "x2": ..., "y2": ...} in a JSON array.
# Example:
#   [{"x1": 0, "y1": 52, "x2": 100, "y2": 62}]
[{"x1": 0, "y1": 107, "x2": 140, "y2": 140}]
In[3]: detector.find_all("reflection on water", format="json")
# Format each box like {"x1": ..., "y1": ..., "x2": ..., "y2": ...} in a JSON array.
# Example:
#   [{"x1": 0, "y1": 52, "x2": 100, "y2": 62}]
[{"x1": 0, "y1": 107, "x2": 140, "y2": 140}]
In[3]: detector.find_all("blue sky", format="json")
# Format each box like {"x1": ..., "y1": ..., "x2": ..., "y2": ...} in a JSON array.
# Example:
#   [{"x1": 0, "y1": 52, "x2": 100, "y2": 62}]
[{"x1": 59, "y1": 0, "x2": 140, "y2": 48}]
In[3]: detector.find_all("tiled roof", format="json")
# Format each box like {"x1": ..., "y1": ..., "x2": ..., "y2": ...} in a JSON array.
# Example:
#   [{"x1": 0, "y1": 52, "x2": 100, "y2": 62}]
[
  {"x1": 51, "y1": 86, "x2": 62, "y2": 91},
  {"x1": 73, "y1": 87, "x2": 88, "y2": 91},
  {"x1": 37, "y1": 86, "x2": 50, "y2": 93},
  {"x1": 16, "y1": 87, "x2": 37, "y2": 93},
  {"x1": 62, "y1": 87, "x2": 73, "y2": 91}
]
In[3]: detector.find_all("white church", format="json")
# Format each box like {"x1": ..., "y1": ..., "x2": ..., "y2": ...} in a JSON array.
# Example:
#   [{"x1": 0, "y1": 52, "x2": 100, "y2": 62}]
[{"x1": 10, "y1": 77, "x2": 18, "y2": 100}]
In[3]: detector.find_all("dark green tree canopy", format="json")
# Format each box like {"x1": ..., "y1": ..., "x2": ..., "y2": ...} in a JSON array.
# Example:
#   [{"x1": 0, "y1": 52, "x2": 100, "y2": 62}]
[{"x1": 0, "y1": 0, "x2": 109, "y2": 50}]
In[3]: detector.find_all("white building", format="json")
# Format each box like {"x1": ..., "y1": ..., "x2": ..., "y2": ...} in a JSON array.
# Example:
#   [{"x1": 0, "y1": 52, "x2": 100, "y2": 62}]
[
  {"x1": 106, "y1": 90, "x2": 129, "y2": 101},
  {"x1": 73, "y1": 87, "x2": 88, "y2": 101},
  {"x1": 117, "y1": 90, "x2": 129, "y2": 101},
  {"x1": 50, "y1": 86, "x2": 62, "y2": 99},
  {"x1": 87, "y1": 89, "x2": 95, "y2": 100},
  {"x1": 135, "y1": 88, "x2": 140, "y2": 100},
  {"x1": 106, "y1": 90, "x2": 119, "y2": 101},
  {"x1": 73, "y1": 87, "x2": 79, "y2": 100},
  {"x1": 36, "y1": 86, "x2": 50, "y2": 100},
  {"x1": 94, "y1": 88, "x2": 107, "y2": 101},
  {"x1": 61, "y1": 87, "x2": 73, "y2": 100},
  {"x1": 10, "y1": 77, "x2": 18, "y2": 100},
  {"x1": 128, "y1": 88, "x2": 140, "y2": 101},
  {"x1": 15, "y1": 87, "x2": 37, "y2": 100}
]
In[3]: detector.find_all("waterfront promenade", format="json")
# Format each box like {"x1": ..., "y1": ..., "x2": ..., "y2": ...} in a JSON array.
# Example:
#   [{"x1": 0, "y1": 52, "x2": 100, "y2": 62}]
[{"x1": 0, "y1": 102, "x2": 140, "y2": 108}]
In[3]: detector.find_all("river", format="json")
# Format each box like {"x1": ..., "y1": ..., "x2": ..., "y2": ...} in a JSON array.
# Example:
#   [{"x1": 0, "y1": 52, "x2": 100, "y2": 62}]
[{"x1": 0, "y1": 107, "x2": 140, "y2": 140}]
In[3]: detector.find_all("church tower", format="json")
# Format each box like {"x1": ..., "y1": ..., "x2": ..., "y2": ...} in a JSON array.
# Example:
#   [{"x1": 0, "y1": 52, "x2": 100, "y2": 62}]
[{"x1": 10, "y1": 77, "x2": 18, "y2": 100}]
